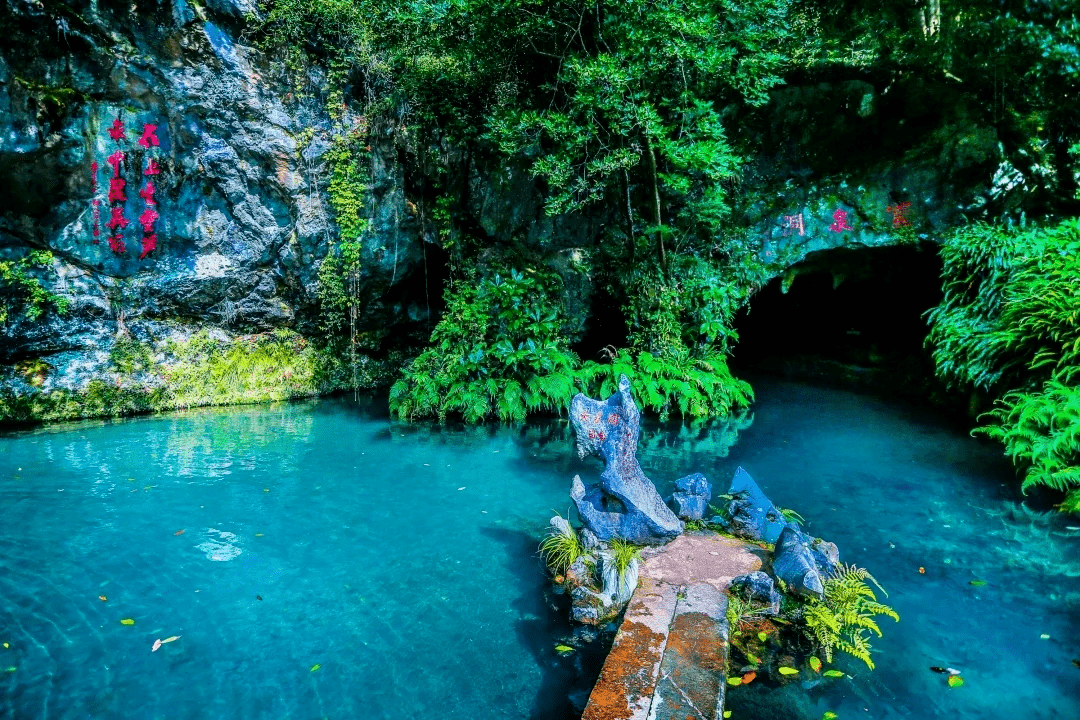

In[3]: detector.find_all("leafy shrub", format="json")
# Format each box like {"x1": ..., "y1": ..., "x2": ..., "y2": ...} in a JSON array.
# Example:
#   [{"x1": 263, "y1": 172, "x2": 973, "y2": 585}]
[
  {"x1": 802, "y1": 564, "x2": 898, "y2": 670},
  {"x1": 389, "y1": 269, "x2": 581, "y2": 422},
  {"x1": 0, "y1": 250, "x2": 69, "y2": 323},
  {"x1": 926, "y1": 219, "x2": 1080, "y2": 511},
  {"x1": 975, "y1": 382, "x2": 1080, "y2": 513}
]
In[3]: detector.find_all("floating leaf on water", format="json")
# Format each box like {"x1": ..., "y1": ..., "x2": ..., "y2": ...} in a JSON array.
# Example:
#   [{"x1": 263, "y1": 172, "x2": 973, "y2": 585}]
[
  {"x1": 968, "y1": 580, "x2": 986, "y2": 586},
  {"x1": 4, "y1": 667, "x2": 14, "y2": 673},
  {"x1": 120, "y1": 618, "x2": 135, "y2": 625},
  {"x1": 554, "y1": 644, "x2": 574, "y2": 654},
  {"x1": 823, "y1": 670, "x2": 846, "y2": 678},
  {"x1": 1040, "y1": 634, "x2": 1050, "y2": 639},
  {"x1": 727, "y1": 676, "x2": 743, "y2": 686},
  {"x1": 255, "y1": 533, "x2": 264, "y2": 537},
  {"x1": 741, "y1": 671, "x2": 756, "y2": 684},
  {"x1": 746, "y1": 652, "x2": 762, "y2": 665},
  {"x1": 174, "y1": 530, "x2": 185, "y2": 536},
  {"x1": 757, "y1": 632, "x2": 768, "y2": 642},
  {"x1": 724, "y1": 712, "x2": 732, "y2": 719},
  {"x1": 948, "y1": 675, "x2": 964, "y2": 687},
  {"x1": 1, "y1": 643, "x2": 8, "y2": 649},
  {"x1": 161, "y1": 636, "x2": 181, "y2": 644},
  {"x1": 809, "y1": 656, "x2": 822, "y2": 673},
  {"x1": 98, "y1": 595, "x2": 107, "y2": 602},
  {"x1": 778, "y1": 667, "x2": 799, "y2": 675},
  {"x1": 310, "y1": 664, "x2": 321, "y2": 672},
  {"x1": 823, "y1": 712, "x2": 838, "y2": 720},
  {"x1": 152, "y1": 639, "x2": 162, "y2": 652}
]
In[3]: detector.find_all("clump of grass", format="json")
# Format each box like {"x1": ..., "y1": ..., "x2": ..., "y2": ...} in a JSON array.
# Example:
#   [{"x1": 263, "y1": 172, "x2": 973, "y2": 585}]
[
  {"x1": 608, "y1": 537, "x2": 642, "y2": 575},
  {"x1": 539, "y1": 519, "x2": 584, "y2": 575}
]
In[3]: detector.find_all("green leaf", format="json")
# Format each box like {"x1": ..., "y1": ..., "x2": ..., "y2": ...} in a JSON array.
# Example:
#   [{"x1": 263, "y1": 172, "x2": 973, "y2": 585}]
[
  {"x1": 969, "y1": 580, "x2": 987, "y2": 586},
  {"x1": 727, "y1": 676, "x2": 743, "y2": 686},
  {"x1": 555, "y1": 644, "x2": 574, "y2": 654},
  {"x1": 724, "y1": 713, "x2": 732, "y2": 719},
  {"x1": 809, "y1": 656, "x2": 822, "y2": 673},
  {"x1": 823, "y1": 713, "x2": 838, "y2": 720},
  {"x1": 823, "y1": 670, "x2": 846, "y2": 678},
  {"x1": 948, "y1": 675, "x2": 964, "y2": 688},
  {"x1": 310, "y1": 664, "x2": 321, "y2": 672},
  {"x1": 757, "y1": 631, "x2": 767, "y2": 642},
  {"x1": 120, "y1": 618, "x2": 135, "y2": 626},
  {"x1": 778, "y1": 666, "x2": 799, "y2": 675}
]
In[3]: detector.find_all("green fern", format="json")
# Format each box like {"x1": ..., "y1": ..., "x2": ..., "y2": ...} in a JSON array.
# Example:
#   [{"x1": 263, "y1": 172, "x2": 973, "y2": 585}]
[{"x1": 803, "y1": 563, "x2": 899, "y2": 670}]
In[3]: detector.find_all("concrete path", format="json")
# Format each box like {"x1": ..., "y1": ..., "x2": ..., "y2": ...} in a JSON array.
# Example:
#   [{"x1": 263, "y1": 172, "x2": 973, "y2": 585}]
[{"x1": 582, "y1": 533, "x2": 765, "y2": 720}]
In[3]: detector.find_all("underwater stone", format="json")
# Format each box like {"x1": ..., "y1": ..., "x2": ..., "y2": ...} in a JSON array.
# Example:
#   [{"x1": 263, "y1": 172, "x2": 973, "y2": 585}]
[
  {"x1": 671, "y1": 472, "x2": 712, "y2": 521},
  {"x1": 569, "y1": 375, "x2": 684, "y2": 545},
  {"x1": 722, "y1": 467, "x2": 788, "y2": 543},
  {"x1": 730, "y1": 571, "x2": 781, "y2": 614},
  {"x1": 771, "y1": 525, "x2": 825, "y2": 599}
]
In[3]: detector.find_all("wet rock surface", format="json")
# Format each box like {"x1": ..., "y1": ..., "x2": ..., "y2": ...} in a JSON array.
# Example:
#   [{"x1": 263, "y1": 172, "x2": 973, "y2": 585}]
[
  {"x1": 670, "y1": 472, "x2": 712, "y2": 522},
  {"x1": 570, "y1": 375, "x2": 684, "y2": 544},
  {"x1": 718, "y1": 467, "x2": 788, "y2": 543}
]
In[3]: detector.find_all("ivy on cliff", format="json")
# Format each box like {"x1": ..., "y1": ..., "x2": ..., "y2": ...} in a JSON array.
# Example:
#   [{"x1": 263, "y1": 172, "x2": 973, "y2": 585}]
[{"x1": 0, "y1": 251, "x2": 69, "y2": 324}]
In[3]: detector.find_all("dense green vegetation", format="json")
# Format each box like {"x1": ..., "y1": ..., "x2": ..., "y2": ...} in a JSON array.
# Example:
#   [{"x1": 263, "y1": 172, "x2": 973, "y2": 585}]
[
  {"x1": 248, "y1": 0, "x2": 1080, "y2": 426},
  {"x1": 926, "y1": 219, "x2": 1080, "y2": 511}
]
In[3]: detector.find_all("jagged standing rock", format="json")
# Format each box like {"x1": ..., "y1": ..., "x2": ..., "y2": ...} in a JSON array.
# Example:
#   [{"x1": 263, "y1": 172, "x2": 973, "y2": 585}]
[
  {"x1": 717, "y1": 467, "x2": 788, "y2": 543},
  {"x1": 569, "y1": 375, "x2": 684, "y2": 544}
]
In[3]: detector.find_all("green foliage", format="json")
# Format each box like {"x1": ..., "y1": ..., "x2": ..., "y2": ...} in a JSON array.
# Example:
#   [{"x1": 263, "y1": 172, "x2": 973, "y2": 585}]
[
  {"x1": 390, "y1": 268, "x2": 581, "y2": 422},
  {"x1": 927, "y1": 219, "x2": 1080, "y2": 509},
  {"x1": 974, "y1": 382, "x2": 1080, "y2": 504},
  {"x1": 577, "y1": 347, "x2": 753, "y2": 421},
  {"x1": 607, "y1": 538, "x2": 642, "y2": 575},
  {"x1": 325, "y1": 127, "x2": 370, "y2": 243},
  {"x1": 0, "y1": 251, "x2": 69, "y2": 323},
  {"x1": 539, "y1": 518, "x2": 583, "y2": 576},
  {"x1": 803, "y1": 564, "x2": 899, "y2": 670}
]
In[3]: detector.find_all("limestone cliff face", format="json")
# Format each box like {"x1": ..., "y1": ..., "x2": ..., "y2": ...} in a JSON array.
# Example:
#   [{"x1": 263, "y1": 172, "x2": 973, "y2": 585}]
[
  {"x1": 0, "y1": 1, "x2": 1007, "y2": 419},
  {"x1": 0, "y1": 0, "x2": 428, "y2": 391}
]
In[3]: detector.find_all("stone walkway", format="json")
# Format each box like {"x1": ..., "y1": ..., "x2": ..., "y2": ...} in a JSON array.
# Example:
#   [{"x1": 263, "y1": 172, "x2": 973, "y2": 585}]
[{"x1": 581, "y1": 533, "x2": 766, "y2": 720}]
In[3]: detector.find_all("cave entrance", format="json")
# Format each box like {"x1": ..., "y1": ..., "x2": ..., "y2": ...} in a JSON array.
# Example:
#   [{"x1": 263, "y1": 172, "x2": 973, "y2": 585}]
[{"x1": 729, "y1": 244, "x2": 945, "y2": 395}]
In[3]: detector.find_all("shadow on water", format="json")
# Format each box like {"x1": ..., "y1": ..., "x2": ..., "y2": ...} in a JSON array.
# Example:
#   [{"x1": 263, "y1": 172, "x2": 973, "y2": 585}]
[{"x1": 479, "y1": 527, "x2": 613, "y2": 719}]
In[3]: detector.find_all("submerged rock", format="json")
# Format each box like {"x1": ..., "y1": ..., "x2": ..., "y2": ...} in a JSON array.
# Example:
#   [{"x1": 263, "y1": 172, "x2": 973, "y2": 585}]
[
  {"x1": 720, "y1": 467, "x2": 789, "y2": 543},
  {"x1": 771, "y1": 525, "x2": 824, "y2": 599},
  {"x1": 730, "y1": 570, "x2": 781, "y2": 614},
  {"x1": 569, "y1": 375, "x2": 684, "y2": 544},
  {"x1": 670, "y1": 472, "x2": 712, "y2": 521}
]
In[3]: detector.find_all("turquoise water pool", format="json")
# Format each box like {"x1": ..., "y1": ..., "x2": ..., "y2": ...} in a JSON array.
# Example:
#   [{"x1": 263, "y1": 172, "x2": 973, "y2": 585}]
[{"x1": 1, "y1": 379, "x2": 1077, "y2": 719}]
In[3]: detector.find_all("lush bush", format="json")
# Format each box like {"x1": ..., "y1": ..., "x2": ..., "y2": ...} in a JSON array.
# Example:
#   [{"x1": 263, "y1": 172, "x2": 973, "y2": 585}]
[
  {"x1": 926, "y1": 219, "x2": 1080, "y2": 511},
  {"x1": 389, "y1": 269, "x2": 581, "y2": 422}
]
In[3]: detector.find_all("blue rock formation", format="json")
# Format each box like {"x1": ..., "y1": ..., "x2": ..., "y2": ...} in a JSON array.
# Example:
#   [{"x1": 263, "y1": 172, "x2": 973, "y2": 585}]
[
  {"x1": 720, "y1": 467, "x2": 789, "y2": 544},
  {"x1": 671, "y1": 472, "x2": 712, "y2": 521},
  {"x1": 771, "y1": 525, "x2": 825, "y2": 599},
  {"x1": 569, "y1": 375, "x2": 684, "y2": 545}
]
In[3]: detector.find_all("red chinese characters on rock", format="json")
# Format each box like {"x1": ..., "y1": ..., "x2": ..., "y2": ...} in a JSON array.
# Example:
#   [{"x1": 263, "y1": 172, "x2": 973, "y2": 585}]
[
  {"x1": 828, "y1": 208, "x2": 853, "y2": 232},
  {"x1": 108, "y1": 119, "x2": 126, "y2": 143},
  {"x1": 781, "y1": 213, "x2": 805, "y2": 237},
  {"x1": 91, "y1": 118, "x2": 164, "y2": 256},
  {"x1": 108, "y1": 177, "x2": 126, "y2": 203},
  {"x1": 138, "y1": 124, "x2": 159, "y2": 149},
  {"x1": 887, "y1": 202, "x2": 912, "y2": 227},
  {"x1": 106, "y1": 205, "x2": 128, "y2": 254}
]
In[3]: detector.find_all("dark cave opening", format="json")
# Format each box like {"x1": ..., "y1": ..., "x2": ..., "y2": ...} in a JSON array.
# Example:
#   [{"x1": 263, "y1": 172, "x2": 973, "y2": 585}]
[
  {"x1": 729, "y1": 244, "x2": 948, "y2": 398},
  {"x1": 571, "y1": 284, "x2": 629, "y2": 362}
]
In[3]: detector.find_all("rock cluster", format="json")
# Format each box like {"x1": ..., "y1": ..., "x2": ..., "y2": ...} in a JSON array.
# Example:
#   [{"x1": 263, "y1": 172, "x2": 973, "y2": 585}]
[{"x1": 716, "y1": 467, "x2": 841, "y2": 602}]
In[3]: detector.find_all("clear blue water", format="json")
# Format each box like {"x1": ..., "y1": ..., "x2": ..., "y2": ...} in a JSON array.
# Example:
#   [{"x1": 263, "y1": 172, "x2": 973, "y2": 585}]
[{"x1": 1, "y1": 379, "x2": 1078, "y2": 719}]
